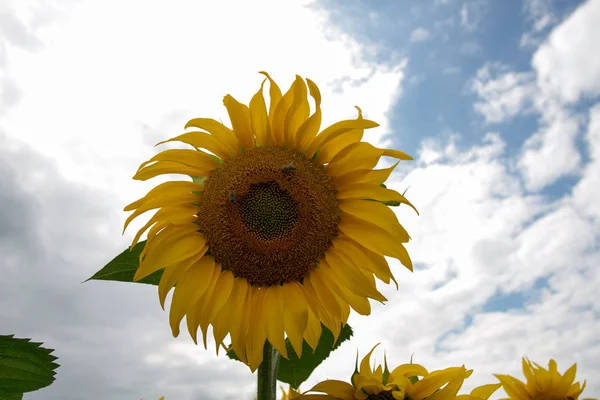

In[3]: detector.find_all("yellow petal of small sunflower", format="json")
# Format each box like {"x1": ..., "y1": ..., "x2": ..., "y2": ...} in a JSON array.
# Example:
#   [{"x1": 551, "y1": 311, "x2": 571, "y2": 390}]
[
  {"x1": 123, "y1": 73, "x2": 417, "y2": 370},
  {"x1": 304, "y1": 347, "x2": 472, "y2": 400},
  {"x1": 495, "y1": 358, "x2": 596, "y2": 400}
]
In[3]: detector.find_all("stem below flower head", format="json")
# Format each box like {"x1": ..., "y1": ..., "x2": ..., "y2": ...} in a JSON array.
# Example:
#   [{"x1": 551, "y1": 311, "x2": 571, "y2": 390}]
[{"x1": 257, "y1": 341, "x2": 280, "y2": 400}]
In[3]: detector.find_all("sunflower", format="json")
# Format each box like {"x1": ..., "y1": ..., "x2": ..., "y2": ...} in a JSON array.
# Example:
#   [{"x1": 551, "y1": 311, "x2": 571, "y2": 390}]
[
  {"x1": 299, "y1": 345, "x2": 472, "y2": 399},
  {"x1": 494, "y1": 358, "x2": 595, "y2": 400},
  {"x1": 124, "y1": 72, "x2": 417, "y2": 370}
]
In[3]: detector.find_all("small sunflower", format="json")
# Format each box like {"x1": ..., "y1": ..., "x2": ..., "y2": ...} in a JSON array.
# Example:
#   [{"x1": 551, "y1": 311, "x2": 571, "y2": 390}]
[
  {"x1": 300, "y1": 345, "x2": 472, "y2": 399},
  {"x1": 495, "y1": 358, "x2": 595, "y2": 400},
  {"x1": 124, "y1": 72, "x2": 417, "y2": 370}
]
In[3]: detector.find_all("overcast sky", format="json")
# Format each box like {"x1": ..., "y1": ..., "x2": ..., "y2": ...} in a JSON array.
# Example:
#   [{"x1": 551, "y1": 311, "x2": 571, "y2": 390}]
[{"x1": 1, "y1": 0, "x2": 599, "y2": 399}]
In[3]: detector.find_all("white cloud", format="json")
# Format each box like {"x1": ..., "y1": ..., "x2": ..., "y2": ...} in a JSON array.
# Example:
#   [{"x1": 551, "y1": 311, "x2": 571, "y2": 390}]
[
  {"x1": 518, "y1": 108, "x2": 582, "y2": 191},
  {"x1": 409, "y1": 27, "x2": 432, "y2": 42},
  {"x1": 572, "y1": 103, "x2": 600, "y2": 223},
  {"x1": 471, "y1": 0, "x2": 600, "y2": 191},
  {"x1": 471, "y1": 63, "x2": 537, "y2": 124},
  {"x1": 533, "y1": 0, "x2": 600, "y2": 104}
]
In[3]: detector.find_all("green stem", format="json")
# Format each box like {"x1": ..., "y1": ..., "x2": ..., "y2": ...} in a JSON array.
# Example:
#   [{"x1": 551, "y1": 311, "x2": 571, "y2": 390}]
[{"x1": 257, "y1": 341, "x2": 280, "y2": 400}]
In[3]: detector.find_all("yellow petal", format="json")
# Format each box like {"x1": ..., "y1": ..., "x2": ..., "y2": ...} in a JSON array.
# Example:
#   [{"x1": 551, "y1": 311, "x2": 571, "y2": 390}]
[
  {"x1": 135, "y1": 231, "x2": 207, "y2": 281},
  {"x1": 389, "y1": 364, "x2": 428, "y2": 381},
  {"x1": 306, "y1": 119, "x2": 379, "y2": 159},
  {"x1": 310, "y1": 380, "x2": 356, "y2": 398},
  {"x1": 494, "y1": 374, "x2": 530, "y2": 400},
  {"x1": 317, "y1": 106, "x2": 364, "y2": 164},
  {"x1": 263, "y1": 285, "x2": 288, "y2": 358},
  {"x1": 304, "y1": 307, "x2": 323, "y2": 351},
  {"x1": 339, "y1": 199, "x2": 410, "y2": 242},
  {"x1": 521, "y1": 358, "x2": 535, "y2": 391},
  {"x1": 221, "y1": 277, "x2": 250, "y2": 363},
  {"x1": 158, "y1": 247, "x2": 207, "y2": 309},
  {"x1": 130, "y1": 205, "x2": 197, "y2": 247},
  {"x1": 194, "y1": 268, "x2": 234, "y2": 349},
  {"x1": 336, "y1": 183, "x2": 419, "y2": 215},
  {"x1": 192, "y1": 265, "x2": 222, "y2": 348},
  {"x1": 140, "y1": 223, "x2": 196, "y2": 261},
  {"x1": 303, "y1": 274, "x2": 341, "y2": 340},
  {"x1": 223, "y1": 94, "x2": 254, "y2": 150},
  {"x1": 382, "y1": 148, "x2": 413, "y2": 161},
  {"x1": 470, "y1": 383, "x2": 502, "y2": 399},
  {"x1": 324, "y1": 250, "x2": 386, "y2": 302},
  {"x1": 327, "y1": 142, "x2": 383, "y2": 177},
  {"x1": 124, "y1": 195, "x2": 199, "y2": 236},
  {"x1": 259, "y1": 71, "x2": 283, "y2": 123},
  {"x1": 284, "y1": 75, "x2": 310, "y2": 146},
  {"x1": 156, "y1": 131, "x2": 231, "y2": 160},
  {"x1": 246, "y1": 287, "x2": 268, "y2": 371},
  {"x1": 327, "y1": 277, "x2": 371, "y2": 315},
  {"x1": 359, "y1": 344, "x2": 380, "y2": 378},
  {"x1": 137, "y1": 149, "x2": 220, "y2": 172},
  {"x1": 271, "y1": 79, "x2": 296, "y2": 146},
  {"x1": 249, "y1": 78, "x2": 271, "y2": 146},
  {"x1": 332, "y1": 162, "x2": 398, "y2": 187},
  {"x1": 168, "y1": 256, "x2": 217, "y2": 337},
  {"x1": 124, "y1": 181, "x2": 201, "y2": 211},
  {"x1": 227, "y1": 278, "x2": 253, "y2": 363},
  {"x1": 305, "y1": 270, "x2": 342, "y2": 320},
  {"x1": 296, "y1": 78, "x2": 322, "y2": 150},
  {"x1": 332, "y1": 236, "x2": 396, "y2": 287},
  {"x1": 283, "y1": 281, "x2": 309, "y2": 358},
  {"x1": 185, "y1": 117, "x2": 239, "y2": 154},
  {"x1": 133, "y1": 161, "x2": 210, "y2": 181},
  {"x1": 558, "y1": 363, "x2": 577, "y2": 393},
  {"x1": 339, "y1": 213, "x2": 413, "y2": 271},
  {"x1": 411, "y1": 367, "x2": 465, "y2": 399}
]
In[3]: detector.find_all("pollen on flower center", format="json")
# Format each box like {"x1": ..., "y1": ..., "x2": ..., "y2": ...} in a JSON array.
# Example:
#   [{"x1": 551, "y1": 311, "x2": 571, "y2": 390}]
[
  {"x1": 196, "y1": 146, "x2": 340, "y2": 286},
  {"x1": 366, "y1": 391, "x2": 396, "y2": 400}
]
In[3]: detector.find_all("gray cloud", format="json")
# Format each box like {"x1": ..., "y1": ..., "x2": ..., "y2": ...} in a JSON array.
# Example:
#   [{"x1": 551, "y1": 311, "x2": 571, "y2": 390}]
[
  {"x1": 0, "y1": 76, "x2": 22, "y2": 115},
  {"x1": 0, "y1": 11, "x2": 43, "y2": 52},
  {"x1": 0, "y1": 134, "x2": 255, "y2": 400}
]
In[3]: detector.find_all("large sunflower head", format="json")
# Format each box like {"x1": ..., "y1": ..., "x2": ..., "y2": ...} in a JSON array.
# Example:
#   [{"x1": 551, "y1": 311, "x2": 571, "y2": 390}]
[
  {"x1": 300, "y1": 345, "x2": 472, "y2": 400},
  {"x1": 124, "y1": 72, "x2": 418, "y2": 370},
  {"x1": 494, "y1": 358, "x2": 595, "y2": 400}
]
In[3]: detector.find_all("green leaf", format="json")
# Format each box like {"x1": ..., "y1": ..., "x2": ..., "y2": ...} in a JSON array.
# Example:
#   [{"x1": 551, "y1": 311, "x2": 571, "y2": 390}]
[
  {"x1": 277, "y1": 324, "x2": 353, "y2": 389},
  {"x1": 0, "y1": 335, "x2": 59, "y2": 396},
  {"x1": 0, "y1": 393, "x2": 23, "y2": 400},
  {"x1": 226, "y1": 324, "x2": 353, "y2": 390},
  {"x1": 85, "y1": 241, "x2": 163, "y2": 286}
]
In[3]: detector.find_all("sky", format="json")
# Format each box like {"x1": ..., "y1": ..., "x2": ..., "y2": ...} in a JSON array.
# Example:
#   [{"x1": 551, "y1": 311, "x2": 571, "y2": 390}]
[{"x1": 0, "y1": 0, "x2": 599, "y2": 399}]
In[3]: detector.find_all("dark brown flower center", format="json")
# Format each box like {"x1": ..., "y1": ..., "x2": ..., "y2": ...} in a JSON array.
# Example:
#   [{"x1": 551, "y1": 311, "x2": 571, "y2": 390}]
[
  {"x1": 196, "y1": 146, "x2": 340, "y2": 286},
  {"x1": 366, "y1": 391, "x2": 397, "y2": 400}
]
